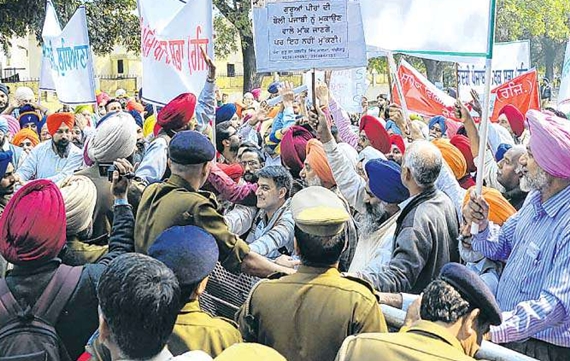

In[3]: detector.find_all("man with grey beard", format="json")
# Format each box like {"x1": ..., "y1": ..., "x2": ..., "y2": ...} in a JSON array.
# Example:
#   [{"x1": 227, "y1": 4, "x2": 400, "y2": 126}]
[{"x1": 465, "y1": 110, "x2": 570, "y2": 360}]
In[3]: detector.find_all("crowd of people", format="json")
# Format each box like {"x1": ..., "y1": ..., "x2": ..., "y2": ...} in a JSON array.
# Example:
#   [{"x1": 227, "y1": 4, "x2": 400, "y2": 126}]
[{"x1": 0, "y1": 53, "x2": 569, "y2": 361}]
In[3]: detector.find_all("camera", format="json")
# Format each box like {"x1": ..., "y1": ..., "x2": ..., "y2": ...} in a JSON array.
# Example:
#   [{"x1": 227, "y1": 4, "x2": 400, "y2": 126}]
[{"x1": 98, "y1": 163, "x2": 135, "y2": 182}]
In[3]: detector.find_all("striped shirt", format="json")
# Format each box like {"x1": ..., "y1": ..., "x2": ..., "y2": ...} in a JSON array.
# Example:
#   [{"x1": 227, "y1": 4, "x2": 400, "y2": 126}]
[{"x1": 472, "y1": 185, "x2": 570, "y2": 347}]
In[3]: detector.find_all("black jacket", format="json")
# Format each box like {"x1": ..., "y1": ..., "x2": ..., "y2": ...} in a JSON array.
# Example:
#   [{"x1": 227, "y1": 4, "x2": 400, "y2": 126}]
[{"x1": 5, "y1": 204, "x2": 135, "y2": 359}]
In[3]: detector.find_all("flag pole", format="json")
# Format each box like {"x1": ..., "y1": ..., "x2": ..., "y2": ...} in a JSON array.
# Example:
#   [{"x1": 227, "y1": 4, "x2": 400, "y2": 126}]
[
  {"x1": 471, "y1": 0, "x2": 497, "y2": 235},
  {"x1": 387, "y1": 51, "x2": 411, "y2": 132}
]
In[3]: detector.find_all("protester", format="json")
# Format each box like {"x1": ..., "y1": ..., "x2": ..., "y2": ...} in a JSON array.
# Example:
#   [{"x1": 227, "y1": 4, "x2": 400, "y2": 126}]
[
  {"x1": 336, "y1": 263, "x2": 502, "y2": 361},
  {"x1": 12, "y1": 127, "x2": 40, "y2": 155},
  {"x1": 0, "y1": 151, "x2": 15, "y2": 216},
  {"x1": 0, "y1": 83, "x2": 9, "y2": 113},
  {"x1": 96, "y1": 253, "x2": 212, "y2": 361},
  {"x1": 149, "y1": 225, "x2": 242, "y2": 357},
  {"x1": 0, "y1": 159, "x2": 134, "y2": 360},
  {"x1": 236, "y1": 186, "x2": 387, "y2": 361},
  {"x1": 428, "y1": 115, "x2": 447, "y2": 139},
  {"x1": 358, "y1": 115, "x2": 390, "y2": 153},
  {"x1": 58, "y1": 175, "x2": 107, "y2": 266},
  {"x1": 15, "y1": 112, "x2": 82, "y2": 183},
  {"x1": 464, "y1": 110, "x2": 570, "y2": 360},
  {"x1": 0, "y1": 115, "x2": 23, "y2": 169},
  {"x1": 361, "y1": 140, "x2": 459, "y2": 293},
  {"x1": 3, "y1": 86, "x2": 49, "y2": 118},
  {"x1": 225, "y1": 165, "x2": 294, "y2": 259}
]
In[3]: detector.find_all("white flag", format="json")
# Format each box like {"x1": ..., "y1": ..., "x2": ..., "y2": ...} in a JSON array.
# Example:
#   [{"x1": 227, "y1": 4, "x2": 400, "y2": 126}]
[
  {"x1": 558, "y1": 40, "x2": 570, "y2": 111},
  {"x1": 138, "y1": 0, "x2": 214, "y2": 106},
  {"x1": 361, "y1": 0, "x2": 495, "y2": 62},
  {"x1": 42, "y1": 4, "x2": 96, "y2": 104},
  {"x1": 39, "y1": 0, "x2": 61, "y2": 91}
]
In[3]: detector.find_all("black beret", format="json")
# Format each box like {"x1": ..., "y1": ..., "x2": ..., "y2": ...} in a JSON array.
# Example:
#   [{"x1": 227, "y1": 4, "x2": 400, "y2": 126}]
[
  {"x1": 168, "y1": 130, "x2": 215, "y2": 165},
  {"x1": 439, "y1": 263, "x2": 502, "y2": 326},
  {"x1": 148, "y1": 225, "x2": 219, "y2": 286}
]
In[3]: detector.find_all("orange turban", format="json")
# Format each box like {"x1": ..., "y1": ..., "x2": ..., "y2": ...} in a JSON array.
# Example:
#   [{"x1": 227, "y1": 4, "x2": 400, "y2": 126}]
[
  {"x1": 46, "y1": 113, "x2": 75, "y2": 136},
  {"x1": 432, "y1": 138, "x2": 466, "y2": 180},
  {"x1": 12, "y1": 128, "x2": 40, "y2": 147},
  {"x1": 305, "y1": 139, "x2": 335, "y2": 189},
  {"x1": 463, "y1": 186, "x2": 516, "y2": 225},
  {"x1": 126, "y1": 100, "x2": 144, "y2": 113}
]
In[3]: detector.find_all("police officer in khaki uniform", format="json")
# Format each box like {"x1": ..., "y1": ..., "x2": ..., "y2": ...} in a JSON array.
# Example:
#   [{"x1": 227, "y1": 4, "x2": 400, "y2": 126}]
[
  {"x1": 236, "y1": 186, "x2": 388, "y2": 361},
  {"x1": 149, "y1": 225, "x2": 242, "y2": 357},
  {"x1": 135, "y1": 130, "x2": 290, "y2": 277},
  {"x1": 214, "y1": 343, "x2": 286, "y2": 361},
  {"x1": 335, "y1": 263, "x2": 503, "y2": 361}
]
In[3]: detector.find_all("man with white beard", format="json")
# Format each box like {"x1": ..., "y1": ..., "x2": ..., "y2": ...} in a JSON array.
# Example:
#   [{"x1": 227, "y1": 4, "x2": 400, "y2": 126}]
[
  {"x1": 464, "y1": 110, "x2": 570, "y2": 360},
  {"x1": 458, "y1": 186, "x2": 516, "y2": 295}
]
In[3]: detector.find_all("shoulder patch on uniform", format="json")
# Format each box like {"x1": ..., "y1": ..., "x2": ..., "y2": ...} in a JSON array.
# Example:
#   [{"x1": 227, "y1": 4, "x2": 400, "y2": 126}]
[{"x1": 341, "y1": 273, "x2": 379, "y2": 300}]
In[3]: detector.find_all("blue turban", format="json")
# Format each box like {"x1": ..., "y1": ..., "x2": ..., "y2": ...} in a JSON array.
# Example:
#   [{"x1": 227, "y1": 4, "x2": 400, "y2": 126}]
[
  {"x1": 18, "y1": 104, "x2": 41, "y2": 131},
  {"x1": 148, "y1": 225, "x2": 219, "y2": 286},
  {"x1": 495, "y1": 143, "x2": 513, "y2": 162},
  {"x1": 0, "y1": 116, "x2": 8, "y2": 135},
  {"x1": 428, "y1": 116, "x2": 447, "y2": 136},
  {"x1": 385, "y1": 119, "x2": 402, "y2": 136},
  {"x1": 215, "y1": 103, "x2": 237, "y2": 124},
  {"x1": 129, "y1": 110, "x2": 144, "y2": 129},
  {"x1": 268, "y1": 81, "x2": 282, "y2": 94},
  {"x1": 0, "y1": 150, "x2": 13, "y2": 178},
  {"x1": 365, "y1": 158, "x2": 410, "y2": 204}
]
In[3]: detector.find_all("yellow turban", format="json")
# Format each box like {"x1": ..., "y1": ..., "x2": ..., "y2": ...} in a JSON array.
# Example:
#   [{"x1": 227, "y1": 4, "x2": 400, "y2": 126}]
[
  {"x1": 463, "y1": 186, "x2": 516, "y2": 226},
  {"x1": 74, "y1": 104, "x2": 93, "y2": 115},
  {"x1": 143, "y1": 114, "x2": 157, "y2": 138},
  {"x1": 432, "y1": 138, "x2": 467, "y2": 180}
]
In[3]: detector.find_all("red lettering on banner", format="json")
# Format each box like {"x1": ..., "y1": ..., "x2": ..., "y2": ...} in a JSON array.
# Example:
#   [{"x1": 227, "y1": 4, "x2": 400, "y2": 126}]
[
  {"x1": 187, "y1": 26, "x2": 209, "y2": 74},
  {"x1": 491, "y1": 70, "x2": 539, "y2": 122},
  {"x1": 168, "y1": 40, "x2": 185, "y2": 71}
]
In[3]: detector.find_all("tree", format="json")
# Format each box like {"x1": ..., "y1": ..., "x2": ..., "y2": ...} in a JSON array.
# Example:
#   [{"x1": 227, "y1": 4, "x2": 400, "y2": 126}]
[
  {"x1": 0, "y1": 0, "x2": 140, "y2": 55},
  {"x1": 213, "y1": 15, "x2": 239, "y2": 60},
  {"x1": 213, "y1": 0, "x2": 262, "y2": 92},
  {"x1": 496, "y1": 0, "x2": 570, "y2": 81}
]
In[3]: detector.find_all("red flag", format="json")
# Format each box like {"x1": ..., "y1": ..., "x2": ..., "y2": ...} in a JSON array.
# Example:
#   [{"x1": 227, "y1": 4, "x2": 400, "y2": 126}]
[
  {"x1": 392, "y1": 60, "x2": 457, "y2": 119},
  {"x1": 491, "y1": 70, "x2": 540, "y2": 122}
]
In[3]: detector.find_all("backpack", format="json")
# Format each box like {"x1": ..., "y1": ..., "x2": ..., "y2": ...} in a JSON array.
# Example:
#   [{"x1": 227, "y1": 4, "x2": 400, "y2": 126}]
[{"x1": 0, "y1": 264, "x2": 83, "y2": 361}]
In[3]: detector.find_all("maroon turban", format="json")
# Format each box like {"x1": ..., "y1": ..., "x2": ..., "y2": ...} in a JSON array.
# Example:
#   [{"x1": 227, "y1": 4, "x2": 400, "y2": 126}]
[
  {"x1": 359, "y1": 115, "x2": 390, "y2": 154},
  {"x1": 0, "y1": 180, "x2": 66, "y2": 265},
  {"x1": 157, "y1": 93, "x2": 197, "y2": 131},
  {"x1": 280, "y1": 126, "x2": 314, "y2": 178},
  {"x1": 450, "y1": 135, "x2": 476, "y2": 173}
]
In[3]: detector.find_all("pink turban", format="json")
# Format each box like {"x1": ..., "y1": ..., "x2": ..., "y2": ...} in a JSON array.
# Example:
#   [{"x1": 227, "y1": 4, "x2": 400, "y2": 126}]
[
  {"x1": 251, "y1": 88, "x2": 262, "y2": 101},
  {"x1": 0, "y1": 180, "x2": 66, "y2": 265},
  {"x1": 526, "y1": 110, "x2": 570, "y2": 179},
  {"x1": 280, "y1": 126, "x2": 314, "y2": 178},
  {"x1": 1, "y1": 115, "x2": 20, "y2": 137}
]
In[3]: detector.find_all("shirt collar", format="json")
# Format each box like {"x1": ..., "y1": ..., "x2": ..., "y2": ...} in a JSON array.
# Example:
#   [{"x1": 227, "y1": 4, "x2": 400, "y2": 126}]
[
  {"x1": 179, "y1": 299, "x2": 201, "y2": 314},
  {"x1": 398, "y1": 195, "x2": 415, "y2": 210},
  {"x1": 167, "y1": 174, "x2": 196, "y2": 192},
  {"x1": 530, "y1": 184, "x2": 570, "y2": 218},
  {"x1": 117, "y1": 348, "x2": 173, "y2": 361},
  {"x1": 297, "y1": 265, "x2": 339, "y2": 275},
  {"x1": 406, "y1": 320, "x2": 465, "y2": 353}
]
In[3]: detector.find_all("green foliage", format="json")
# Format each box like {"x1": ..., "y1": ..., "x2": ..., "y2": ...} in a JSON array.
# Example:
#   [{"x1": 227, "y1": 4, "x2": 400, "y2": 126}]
[
  {"x1": 213, "y1": 15, "x2": 239, "y2": 59},
  {"x1": 0, "y1": 0, "x2": 140, "y2": 55}
]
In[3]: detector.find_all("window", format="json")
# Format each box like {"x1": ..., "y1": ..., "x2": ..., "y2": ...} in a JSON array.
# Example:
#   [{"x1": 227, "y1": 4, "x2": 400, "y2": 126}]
[
  {"x1": 117, "y1": 59, "x2": 124, "y2": 74},
  {"x1": 227, "y1": 63, "x2": 235, "y2": 78}
]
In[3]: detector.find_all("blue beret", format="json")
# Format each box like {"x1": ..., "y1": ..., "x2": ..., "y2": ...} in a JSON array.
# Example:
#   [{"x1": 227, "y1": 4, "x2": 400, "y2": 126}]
[
  {"x1": 365, "y1": 159, "x2": 409, "y2": 204},
  {"x1": 128, "y1": 110, "x2": 144, "y2": 129},
  {"x1": 0, "y1": 150, "x2": 12, "y2": 178},
  {"x1": 267, "y1": 81, "x2": 282, "y2": 94},
  {"x1": 0, "y1": 116, "x2": 8, "y2": 135},
  {"x1": 428, "y1": 115, "x2": 447, "y2": 136},
  {"x1": 439, "y1": 263, "x2": 502, "y2": 326},
  {"x1": 385, "y1": 120, "x2": 402, "y2": 136},
  {"x1": 495, "y1": 143, "x2": 512, "y2": 162},
  {"x1": 148, "y1": 225, "x2": 219, "y2": 286},
  {"x1": 168, "y1": 130, "x2": 215, "y2": 165},
  {"x1": 215, "y1": 103, "x2": 237, "y2": 124}
]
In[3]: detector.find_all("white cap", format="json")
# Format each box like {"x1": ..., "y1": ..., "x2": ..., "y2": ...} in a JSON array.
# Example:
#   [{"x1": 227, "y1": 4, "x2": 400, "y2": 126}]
[{"x1": 115, "y1": 89, "x2": 127, "y2": 98}]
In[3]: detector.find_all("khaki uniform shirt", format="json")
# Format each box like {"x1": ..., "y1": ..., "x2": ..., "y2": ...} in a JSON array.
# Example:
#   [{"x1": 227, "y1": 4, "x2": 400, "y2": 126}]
[
  {"x1": 134, "y1": 175, "x2": 250, "y2": 273},
  {"x1": 236, "y1": 266, "x2": 387, "y2": 361},
  {"x1": 335, "y1": 321, "x2": 475, "y2": 361},
  {"x1": 168, "y1": 300, "x2": 242, "y2": 357},
  {"x1": 60, "y1": 236, "x2": 108, "y2": 266}
]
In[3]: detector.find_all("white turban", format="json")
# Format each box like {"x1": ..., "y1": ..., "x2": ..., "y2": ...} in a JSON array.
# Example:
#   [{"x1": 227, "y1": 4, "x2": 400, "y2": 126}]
[
  {"x1": 88, "y1": 112, "x2": 137, "y2": 163},
  {"x1": 358, "y1": 146, "x2": 386, "y2": 169},
  {"x1": 15, "y1": 87, "x2": 34, "y2": 102},
  {"x1": 59, "y1": 175, "x2": 97, "y2": 235}
]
